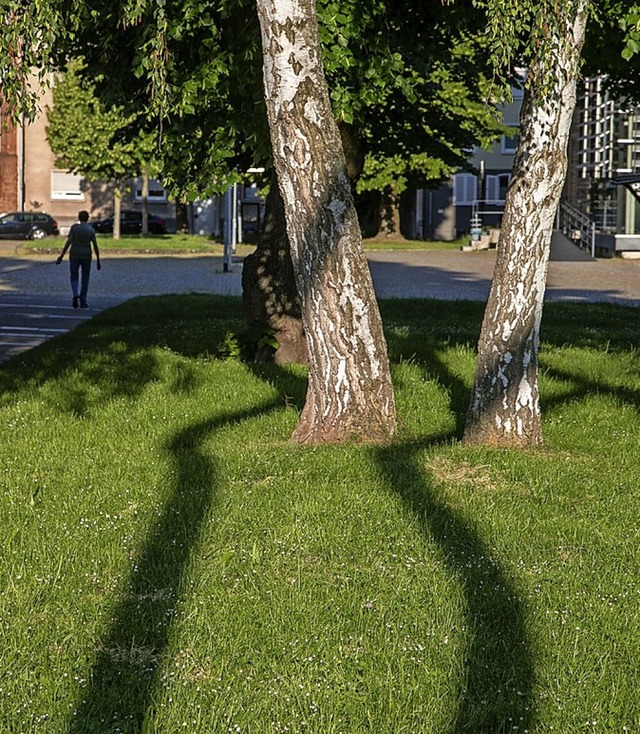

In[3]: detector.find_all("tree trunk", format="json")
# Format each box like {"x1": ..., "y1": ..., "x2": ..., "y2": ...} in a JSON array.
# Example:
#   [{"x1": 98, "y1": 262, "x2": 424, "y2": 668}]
[
  {"x1": 338, "y1": 121, "x2": 365, "y2": 181},
  {"x1": 463, "y1": 3, "x2": 589, "y2": 447},
  {"x1": 113, "y1": 183, "x2": 122, "y2": 240},
  {"x1": 241, "y1": 169, "x2": 307, "y2": 364},
  {"x1": 241, "y1": 124, "x2": 364, "y2": 365},
  {"x1": 375, "y1": 184, "x2": 403, "y2": 240},
  {"x1": 141, "y1": 167, "x2": 149, "y2": 236},
  {"x1": 256, "y1": 0, "x2": 396, "y2": 444}
]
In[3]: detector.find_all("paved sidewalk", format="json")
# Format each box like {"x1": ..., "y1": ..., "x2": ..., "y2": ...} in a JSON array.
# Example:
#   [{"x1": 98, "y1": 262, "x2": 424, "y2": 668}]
[
  {"x1": 1, "y1": 233, "x2": 639, "y2": 363},
  {"x1": 368, "y1": 234, "x2": 640, "y2": 306}
]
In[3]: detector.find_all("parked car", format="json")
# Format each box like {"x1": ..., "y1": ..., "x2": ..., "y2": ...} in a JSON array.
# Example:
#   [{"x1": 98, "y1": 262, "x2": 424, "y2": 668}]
[
  {"x1": 90, "y1": 210, "x2": 167, "y2": 235},
  {"x1": 0, "y1": 211, "x2": 59, "y2": 240}
]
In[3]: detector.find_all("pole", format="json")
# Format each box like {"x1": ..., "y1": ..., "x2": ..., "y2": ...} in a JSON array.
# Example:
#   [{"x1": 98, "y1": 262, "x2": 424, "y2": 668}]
[
  {"x1": 223, "y1": 183, "x2": 238, "y2": 272},
  {"x1": 18, "y1": 114, "x2": 26, "y2": 210}
]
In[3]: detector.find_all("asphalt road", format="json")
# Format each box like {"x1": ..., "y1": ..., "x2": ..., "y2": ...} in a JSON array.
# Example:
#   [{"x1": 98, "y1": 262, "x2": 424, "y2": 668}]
[{"x1": 1, "y1": 233, "x2": 639, "y2": 363}]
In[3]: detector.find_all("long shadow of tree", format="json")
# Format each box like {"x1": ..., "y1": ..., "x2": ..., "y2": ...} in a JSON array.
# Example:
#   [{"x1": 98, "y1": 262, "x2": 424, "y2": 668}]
[
  {"x1": 67, "y1": 399, "x2": 281, "y2": 734},
  {"x1": 7, "y1": 292, "x2": 629, "y2": 732},
  {"x1": 55, "y1": 293, "x2": 535, "y2": 732},
  {"x1": 540, "y1": 364, "x2": 640, "y2": 417},
  {"x1": 249, "y1": 353, "x2": 535, "y2": 731},
  {"x1": 375, "y1": 438, "x2": 535, "y2": 733},
  {"x1": 0, "y1": 294, "x2": 245, "y2": 414}
]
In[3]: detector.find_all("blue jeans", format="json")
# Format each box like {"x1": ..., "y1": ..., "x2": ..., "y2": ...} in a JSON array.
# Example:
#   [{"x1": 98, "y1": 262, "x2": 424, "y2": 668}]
[{"x1": 69, "y1": 257, "x2": 91, "y2": 304}]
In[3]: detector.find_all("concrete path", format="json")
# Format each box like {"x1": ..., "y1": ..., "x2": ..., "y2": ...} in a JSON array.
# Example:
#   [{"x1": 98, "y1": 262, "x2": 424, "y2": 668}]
[
  {"x1": 367, "y1": 232, "x2": 640, "y2": 305},
  {"x1": 1, "y1": 232, "x2": 639, "y2": 363}
]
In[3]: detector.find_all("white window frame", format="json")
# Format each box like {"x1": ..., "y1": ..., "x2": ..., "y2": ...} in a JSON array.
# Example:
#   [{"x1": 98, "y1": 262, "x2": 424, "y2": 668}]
[
  {"x1": 134, "y1": 177, "x2": 168, "y2": 203},
  {"x1": 51, "y1": 170, "x2": 85, "y2": 201},
  {"x1": 453, "y1": 173, "x2": 478, "y2": 206}
]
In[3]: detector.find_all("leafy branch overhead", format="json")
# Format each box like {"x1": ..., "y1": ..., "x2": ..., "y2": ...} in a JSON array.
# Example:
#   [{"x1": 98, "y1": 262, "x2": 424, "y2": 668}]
[
  {"x1": 621, "y1": 5, "x2": 640, "y2": 60},
  {"x1": 3, "y1": 0, "x2": 640, "y2": 197},
  {"x1": 46, "y1": 59, "x2": 157, "y2": 186}
]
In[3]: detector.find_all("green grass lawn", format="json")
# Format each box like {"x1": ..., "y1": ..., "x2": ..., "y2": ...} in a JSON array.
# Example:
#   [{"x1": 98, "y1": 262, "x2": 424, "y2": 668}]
[
  {"x1": 19, "y1": 234, "x2": 257, "y2": 258},
  {"x1": 1, "y1": 296, "x2": 639, "y2": 733},
  {"x1": 21, "y1": 233, "x2": 466, "y2": 256},
  {"x1": 362, "y1": 236, "x2": 468, "y2": 251}
]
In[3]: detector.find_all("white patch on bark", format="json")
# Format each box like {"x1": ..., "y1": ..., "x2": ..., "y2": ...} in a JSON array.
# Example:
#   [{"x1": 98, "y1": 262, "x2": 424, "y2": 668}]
[
  {"x1": 304, "y1": 98, "x2": 322, "y2": 127},
  {"x1": 338, "y1": 299, "x2": 382, "y2": 381},
  {"x1": 260, "y1": 1, "x2": 316, "y2": 116},
  {"x1": 517, "y1": 375, "x2": 534, "y2": 411}
]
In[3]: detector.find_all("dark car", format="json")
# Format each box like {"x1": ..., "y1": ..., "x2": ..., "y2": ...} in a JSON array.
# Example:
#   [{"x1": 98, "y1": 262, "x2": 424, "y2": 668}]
[
  {"x1": 0, "y1": 211, "x2": 59, "y2": 240},
  {"x1": 90, "y1": 210, "x2": 167, "y2": 235}
]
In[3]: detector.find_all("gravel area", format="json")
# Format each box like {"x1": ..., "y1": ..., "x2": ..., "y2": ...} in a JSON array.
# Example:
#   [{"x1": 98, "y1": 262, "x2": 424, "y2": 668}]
[{"x1": 2, "y1": 233, "x2": 640, "y2": 307}]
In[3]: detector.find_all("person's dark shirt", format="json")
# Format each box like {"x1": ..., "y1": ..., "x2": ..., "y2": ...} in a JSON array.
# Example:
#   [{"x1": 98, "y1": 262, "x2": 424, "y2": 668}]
[{"x1": 69, "y1": 222, "x2": 97, "y2": 258}]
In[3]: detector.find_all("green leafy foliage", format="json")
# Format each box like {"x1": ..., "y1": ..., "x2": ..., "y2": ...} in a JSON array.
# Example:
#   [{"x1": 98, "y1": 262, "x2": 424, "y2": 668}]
[
  {"x1": 46, "y1": 0, "x2": 507, "y2": 199},
  {"x1": 464, "y1": 0, "x2": 592, "y2": 100},
  {"x1": 620, "y1": 5, "x2": 640, "y2": 60},
  {"x1": 317, "y1": 0, "x2": 506, "y2": 191},
  {"x1": 0, "y1": 1, "x2": 76, "y2": 122},
  {"x1": 583, "y1": 1, "x2": 640, "y2": 101},
  {"x1": 3, "y1": 0, "x2": 507, "y2": 199},
  {"x1": 46, "y1": 59, "x2": 153, "y2": 184}
]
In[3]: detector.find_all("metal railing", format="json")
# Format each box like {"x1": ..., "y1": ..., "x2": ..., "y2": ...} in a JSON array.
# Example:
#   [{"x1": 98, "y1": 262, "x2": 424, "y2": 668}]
[{"x1": 558, "y1": 200, "x2": 596, "y2": 258}]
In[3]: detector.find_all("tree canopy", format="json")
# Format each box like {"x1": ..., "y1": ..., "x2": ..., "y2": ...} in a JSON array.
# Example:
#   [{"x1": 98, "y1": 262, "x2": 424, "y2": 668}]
[
  {"x1": 46, "y1": 59, "x2": 153, "y2": 186},
  {"x1": 2, "y1": 0, "x2": 510, "y2": 202}
]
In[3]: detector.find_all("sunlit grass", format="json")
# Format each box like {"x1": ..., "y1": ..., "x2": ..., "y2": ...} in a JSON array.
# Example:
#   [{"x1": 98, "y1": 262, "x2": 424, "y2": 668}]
[
  {"x1": 22, "y1": 233, "x2": 465, "y2": 256},
  {"x1": 363, "y1": 236, "x2": 467, "y2": 251},
  {"x1": 19, "y1": 234, "x2": 259, "y2": 257},
  {"x1": 1, "y1": 296, "x2": 639, "y2": 732}
]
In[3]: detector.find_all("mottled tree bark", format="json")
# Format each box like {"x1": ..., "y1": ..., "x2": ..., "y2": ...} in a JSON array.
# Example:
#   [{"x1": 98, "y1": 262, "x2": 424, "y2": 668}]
[
  {"x1": 256, "y1": 0, "x2": 396, "y2": 443},
  {"x1": 463, "y1": 2, "x2": 588, "y2": 447},
  {"x1": 241, "y1": 125, "x2": 364, "y2": 366},
  {"x1": 241, "y1": 170, "x2": 307, "y2": 364}
]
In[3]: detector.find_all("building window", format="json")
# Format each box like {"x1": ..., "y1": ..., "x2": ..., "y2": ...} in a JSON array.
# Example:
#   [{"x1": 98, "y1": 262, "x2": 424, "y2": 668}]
[
  {"x1": 134, "y1": 178, "x2": 168, "y2": 203},
  {"x1": 453, "y1": 173, "x2": 478, "y2": 205},
  {"x1": 486, "y1": 173, "x2": 511, "y2": 203},
  {"x1": 501, "y1": 128, "x2": 520, "y2": 154},
  {"x1": 51, "y1": 171, "x2": 85, "y2": 201}
]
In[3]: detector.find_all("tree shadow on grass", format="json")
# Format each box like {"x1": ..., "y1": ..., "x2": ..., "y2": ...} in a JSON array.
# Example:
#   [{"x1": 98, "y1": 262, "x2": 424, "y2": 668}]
[
  {"x1": 0, "y1": 294, "x2": 245, "y2": 415},
  {"x1": 375, "y1": 438, "x2": 535, "y2": 733},
  {"x1": 9, "y1": 293, "x2": 630, "y2": 731},
  {"x1": 67, "y1": 399, "x2": 281, "y2": 734},
  {"x1": 245, "y1": 359, "x2": 535, "y2": 733},
  {"x1": 540, "y1": 364, "x2": 640, "y2": 418}
]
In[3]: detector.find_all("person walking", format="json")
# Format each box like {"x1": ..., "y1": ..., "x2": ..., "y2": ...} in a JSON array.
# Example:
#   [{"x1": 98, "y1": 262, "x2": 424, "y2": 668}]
[{"x1": 56, "y1": 210, "x2": 101, "y2": 308}]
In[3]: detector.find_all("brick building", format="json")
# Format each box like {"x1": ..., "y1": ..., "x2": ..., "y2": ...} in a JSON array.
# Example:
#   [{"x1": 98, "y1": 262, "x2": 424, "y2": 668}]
[
  {"x1": 0, "y1": 82, "x2": 177, "y2": 234},
  {"x1": 0, "y1": 106, "x2": 19, "y2": 212}
]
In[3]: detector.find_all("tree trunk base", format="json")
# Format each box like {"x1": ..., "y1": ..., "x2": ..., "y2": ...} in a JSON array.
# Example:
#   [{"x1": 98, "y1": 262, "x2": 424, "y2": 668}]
[
  {"x1": 291, "y1": 411, "x2": 396, "y2": 445},
  {"x1": 241, "y1": 248, "x2": 307, "y2": 365},
  {"x1": 370, "y1": 231, "x2": 407, "y2": 241},
  {"x1": 462, "y1": 423, "x2": 543, "y2": 449}
]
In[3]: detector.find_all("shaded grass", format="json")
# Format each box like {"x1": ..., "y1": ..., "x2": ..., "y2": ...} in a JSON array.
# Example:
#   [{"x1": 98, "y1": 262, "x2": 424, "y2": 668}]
[{"x1": 1, "y1": 296, "x2": 639, "y2": 732}]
